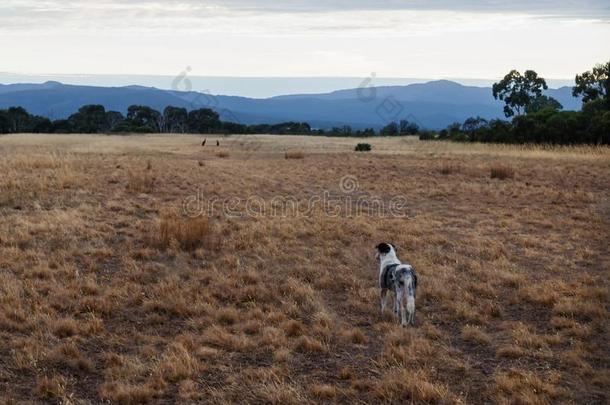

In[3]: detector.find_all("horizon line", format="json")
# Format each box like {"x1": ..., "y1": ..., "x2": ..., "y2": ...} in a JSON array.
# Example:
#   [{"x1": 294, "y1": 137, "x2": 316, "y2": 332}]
[{"x1": 0, "y1": 72, "x2": 576, "y2": 81}]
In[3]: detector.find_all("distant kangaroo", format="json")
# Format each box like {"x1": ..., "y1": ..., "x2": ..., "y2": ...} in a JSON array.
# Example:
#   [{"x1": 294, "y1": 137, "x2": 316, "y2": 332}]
[
  {"x1": 202, "y1": 139, "x2": 207, "y2": 146},
  {"x1": 216, "y1": 140, "x2": 220, "y2": 146}
]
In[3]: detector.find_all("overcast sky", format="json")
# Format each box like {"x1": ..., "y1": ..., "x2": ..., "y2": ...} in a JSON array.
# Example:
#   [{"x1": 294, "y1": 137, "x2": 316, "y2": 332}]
[{"x1": 2, "y1": 0, "x2": 609, "y2": 84}]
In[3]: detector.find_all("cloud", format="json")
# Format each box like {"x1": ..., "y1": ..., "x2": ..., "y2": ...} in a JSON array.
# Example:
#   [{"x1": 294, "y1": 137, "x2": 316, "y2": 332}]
[
  {"x1": 207, "y1": 0, "x2": 610, "y2": 18},
  {"x1": 2, "y1": 0, "x2": 609, "y2": 19},
  {"x1": 2, "y1": 0, "x2": 607, "y2": 35},
  {"x1": 1, "y1": 0, "x2": 608, "y2": 79},
  {"x1": 114, "y1": 0, "x2": 610, "y2": 21}
]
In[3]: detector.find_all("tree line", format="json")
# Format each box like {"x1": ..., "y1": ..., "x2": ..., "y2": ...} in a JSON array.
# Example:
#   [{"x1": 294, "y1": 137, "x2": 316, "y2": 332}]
[
  {"x1": 1, "y1": 61, "x2": 608, "y2": 144},
  {"x1": 0, "y1": 103, "x2": 425, "y2": 137},
  {"x1": 0, "y1": 104, "x2": 426, "y2": 137},
  {"x1": 420, "y1": 61, "x2": 609, "y2": 145},
  {"x1": 0, "y1": 105, "x2": 316, "y2": 135}
]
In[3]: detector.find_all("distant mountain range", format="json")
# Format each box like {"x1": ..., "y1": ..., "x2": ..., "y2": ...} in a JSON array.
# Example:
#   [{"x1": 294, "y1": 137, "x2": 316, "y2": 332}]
[{"x1": 0, "y1": 80, "x2": 582, "y2": 130}]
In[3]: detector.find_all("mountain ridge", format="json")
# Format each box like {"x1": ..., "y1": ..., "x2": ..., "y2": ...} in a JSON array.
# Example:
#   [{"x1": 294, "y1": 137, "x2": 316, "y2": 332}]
[{"x1": 0, "y1": 80, "x2": 581, "y2": 130}]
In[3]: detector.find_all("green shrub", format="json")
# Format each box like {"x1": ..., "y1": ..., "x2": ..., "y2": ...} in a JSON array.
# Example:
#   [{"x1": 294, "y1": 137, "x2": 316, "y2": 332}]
[{"x1": 354, "y1": 143, "x2": 372, "y2": 152}]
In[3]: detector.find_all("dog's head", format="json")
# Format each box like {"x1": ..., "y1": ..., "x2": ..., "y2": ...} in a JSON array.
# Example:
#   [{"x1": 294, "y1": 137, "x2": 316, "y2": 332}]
[{"x1": 375, "y1": 242, "x2": 397, "y2": 261}]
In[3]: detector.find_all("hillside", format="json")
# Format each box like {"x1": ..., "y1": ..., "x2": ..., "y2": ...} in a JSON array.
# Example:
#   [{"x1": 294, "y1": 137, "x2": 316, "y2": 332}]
[{"x1": 0, "y1": 80, "x2": 581, "y2": 129}]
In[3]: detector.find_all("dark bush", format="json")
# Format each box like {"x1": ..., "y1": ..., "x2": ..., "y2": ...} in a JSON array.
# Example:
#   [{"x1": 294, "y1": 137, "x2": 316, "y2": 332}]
[
  {"x1": 355, "y1": 143, "x2": 372, "y2": 152},
  {"x1": 419, "y1": 131, "x2": 436, "y2": 141}
]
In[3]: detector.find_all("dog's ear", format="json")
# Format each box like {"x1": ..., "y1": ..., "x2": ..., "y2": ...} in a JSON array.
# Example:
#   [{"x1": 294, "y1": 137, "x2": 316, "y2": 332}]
[
  {"x1": 376, "y1": 243, "x2": 391, "y2": 254},
  {"x1": 390, "y1": 244, "x2": 397, "y2": 254}
]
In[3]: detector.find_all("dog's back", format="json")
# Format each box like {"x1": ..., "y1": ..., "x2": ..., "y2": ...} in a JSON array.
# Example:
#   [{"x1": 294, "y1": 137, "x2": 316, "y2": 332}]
[{"x1": 395, "y1": 265, "x2": 417, "y2": 294}]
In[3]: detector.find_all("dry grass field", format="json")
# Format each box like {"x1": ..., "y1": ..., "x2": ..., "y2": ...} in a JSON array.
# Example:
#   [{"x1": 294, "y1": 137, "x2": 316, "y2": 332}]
[{"x1": 0, "y1": 134, "x2": 608, "y2": 404}]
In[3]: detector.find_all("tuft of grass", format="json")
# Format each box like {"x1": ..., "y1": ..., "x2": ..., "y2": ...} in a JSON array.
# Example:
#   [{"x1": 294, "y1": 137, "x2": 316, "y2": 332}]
[
  {"x1": 282, "y1": 320, "x2": 306, "y2": 337},
  {"x1": 494, "y1": 369, "x2": 565, "y2": 404},
  {"x1": 338, "y1": 367, "x2": 354, "y2": 380},
  {"x1": 552, "y1": 297, "x2": 606, "y2": 322},
  {"x1": 153, "y1": 211, "x2": 216, "y2": 251},
  {"x1": 273, "y1": 348, "x2": 292, "y2": 363},
  {"x1": 216, "y1": 151, "x2": 230, "y2": 158},
  {"x1": 99, "y1": 382, "x2": 157, "y2": 404},
  {"x1": 201, "y1": 326, "x2": 252, "y2": 352},
  {"x1": 179, "y1": 379, "x2": 202, "y2": 401},
  {"x1": 310, "y1": 384, "x2": 338, "y2": 399},
  {"x1": 375, "y1": 369, "x2": 451, "y2": 403},
  {"x1": 216, "y1": 307, "x2": 240, "y2": 325},
  {"x1": 36, "y1": 375, "x2": 68, "y2": 400},
  {"x1": 156, "y1": 343, "x2": 200, "y2": 382},
  {"x1": 255, "y1": 381, "x2": 303, "y2": 405},
  {"x1": 550, "y1": 316, "x2": 591, "y2": 338},
  {"x1": 496, "y1": 345, "x2": 525, "y2": 359},
  {"x1": 126, "y1": 170, "x2": 155, "y2": 193},
  {"x1": 47, "y1": 342, "x2": 94, "y2": 373},
  {"x1": 439, "y1": 162, "x2": 461, "y2": 175},
  {"x1": 295, "y1": 336, "x2": 325, "y2": 353},
  {"x1": 461, "y1": 325, "x2": 491, "y2": 345},
  {"x1": 52, "y1": 318, "x2": 80, "y2": 338},
  {"x1": 340, "y1": 327, "x2": 368, "y2": 344},
  {"x1": 285, "y1": 151, "x2": 305, "y2": 159},
  {"x1": 490, "y1": 164, "x2": 515, "y2": 179}
]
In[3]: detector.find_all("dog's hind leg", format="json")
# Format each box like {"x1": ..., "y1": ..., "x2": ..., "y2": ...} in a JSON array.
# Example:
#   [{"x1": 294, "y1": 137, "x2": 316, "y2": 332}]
[
  {"x1": 396, "y1": 288, "x2": 408, "y2": 326},
  {"x1": 406, "y1": 275, "x2": 416, "y2": 326},
  {"x1": 380, "y1": 289, "x2": 388, "y2": 315},
  {"x1": 394, "y1": 290, "x2": 400, "y2": 317}
]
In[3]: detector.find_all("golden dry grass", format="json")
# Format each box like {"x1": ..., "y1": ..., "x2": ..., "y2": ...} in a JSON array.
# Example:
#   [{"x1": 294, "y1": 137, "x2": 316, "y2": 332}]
[
  {"x1": 490, "y1": 163, "x2": 515, "y2": 180},
  {"x1": 0, "y1": 133, "x2": 608, "y2": 404},
  {"x1": 285, "y1": 150, "x2": 305, "y2": 159},
  {"x1": 440, "y1": 162, "x2": 461, "y2": 175},
  {"x1": 153, "y1": 210, "x2": 217, "y2": 251}
]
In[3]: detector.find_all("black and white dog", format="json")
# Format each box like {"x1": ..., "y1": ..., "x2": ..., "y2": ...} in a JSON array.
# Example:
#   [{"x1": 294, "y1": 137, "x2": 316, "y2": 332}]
[{"x1": 376, "y1": 243, "x2": 418, "y2": 326}]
